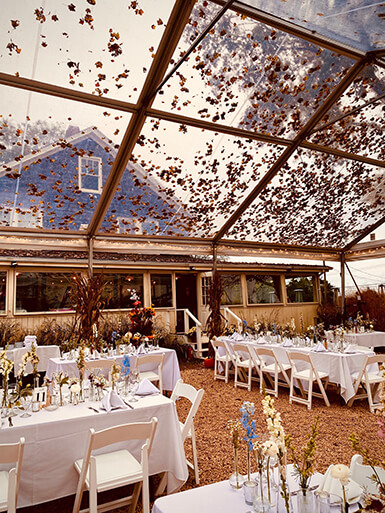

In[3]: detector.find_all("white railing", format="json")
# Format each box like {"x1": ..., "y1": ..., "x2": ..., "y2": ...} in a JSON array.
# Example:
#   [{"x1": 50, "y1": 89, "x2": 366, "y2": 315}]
[
  {"x1": 221, "y1": 307, "x2": 242, "y2": 330},
  {"x1": 176, "y1": 308, "x2": 203, "y2": 355}
]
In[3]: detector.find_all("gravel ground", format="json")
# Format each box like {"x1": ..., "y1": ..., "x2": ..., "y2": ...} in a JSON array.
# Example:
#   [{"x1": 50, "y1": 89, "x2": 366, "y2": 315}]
[{"x1": 21, "y1": 358, "x2": 383, "y2": 513}]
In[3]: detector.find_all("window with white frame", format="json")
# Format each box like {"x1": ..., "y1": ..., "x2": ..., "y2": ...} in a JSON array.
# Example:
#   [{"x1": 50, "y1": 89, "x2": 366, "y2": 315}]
[{"x1": 78, "y1": 156, "x2": 102, "y2": 193}]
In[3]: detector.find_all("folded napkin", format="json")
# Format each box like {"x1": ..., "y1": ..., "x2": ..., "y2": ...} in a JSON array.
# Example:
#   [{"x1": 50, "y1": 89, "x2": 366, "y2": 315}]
[
  {"x1": 137, "y1": 343, "x2": 146, "y2": 354},
  {"x1": 344, "y1": 344, "x2": 357, "y2": 354},
  {"x1": 281, "y1": 338, "x2": 294, "y2": 347},
  {"x1": 317, "y1": 466, "x2": 362, "y2": 504},
  {"x1": 257, "y1": 337, "x2": 267, "y2": 344},
  {"x1": 101, "y1": 389, "x2": 128, "y2": 413},
  {"x1": 24, "y1": 335, "x2": 37, "y2": 347},
  {"x1": 231, "y1": 332, "x2": 244, "y2": 341},
  {"x1": 135, "y1": 378, "x2": 160, "y2": 396},
  {"x1": 312, "y1": 342, "x2": 327, "y2": 352}
]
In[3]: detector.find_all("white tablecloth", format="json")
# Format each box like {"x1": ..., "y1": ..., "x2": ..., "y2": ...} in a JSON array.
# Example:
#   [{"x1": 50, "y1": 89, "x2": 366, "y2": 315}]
[
  {"x1": 152, "y1": 469, "x2": 357, "y2": 513},
  {"x1": 0, "y1": 394, "x2": 188, "y2": 507},
  {"x1": 326, "y1": 330, "x2": 385, "y2": 348},
  {"x1": 219, "y1": 337, "x2": 375, "y2": 402},
  {"x1": 46, "y1": 347, "x2": 181, "y2": 391},
  {"x1": 6, "y1": 345, "x2": 60, "y2": 374}
]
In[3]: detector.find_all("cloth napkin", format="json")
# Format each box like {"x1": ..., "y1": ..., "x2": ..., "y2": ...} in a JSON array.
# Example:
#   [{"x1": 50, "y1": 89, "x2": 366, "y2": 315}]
[
  {"x1": 135, "y1": 378, "x2": 160, "y2": 396},
  {"x1": 312, "y1": 342, "x2": 327, "y2": 352},
  {"x1": 137, "y1": 343, "x2": 146, "y2": 354},
  {"x1": 231, "y1": 332, "x2": 244, "y2": 341},
  {"x1": 101, "y1": 389, "x2": 128, "y2": 412},
  {"x1": 344, "y1": 344, "x2": 357, "y2": 354},
  {"x1": 281, "y1": 338, "x2": 294, "y2": 347},
  {"x1": 317, "y1": 466, "x2": 362, "y2": 504},
  {"x1": 24, "y1": 335, "x2": 37, "y2": 347}
]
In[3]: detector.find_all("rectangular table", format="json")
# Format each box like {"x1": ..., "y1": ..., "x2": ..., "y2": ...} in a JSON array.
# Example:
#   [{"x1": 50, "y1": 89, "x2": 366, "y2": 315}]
[
  {"x1": 0, "y1": 394, "x2": 188, "y2": 508},
  {"x1": 5, "y1": 345, "x2": 60, "y2": 374},
  {"x1": 220, "y1": 336, "x2": 375, "y2": 402},
  {"x1": 325, "y1": 330, "x2": 385, "y2": 348},
  {"x1": 152, "y1": 470, "x2": 357, "y2": 513},
  {"x1": 46, "y1": 347, "x2": 181, "y2": 391}
]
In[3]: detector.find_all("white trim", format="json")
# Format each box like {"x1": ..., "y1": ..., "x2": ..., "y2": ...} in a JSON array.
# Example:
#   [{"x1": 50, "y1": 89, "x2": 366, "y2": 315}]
[{"x1": 78, "y1": 156, "x2": 102, "y2": 194}]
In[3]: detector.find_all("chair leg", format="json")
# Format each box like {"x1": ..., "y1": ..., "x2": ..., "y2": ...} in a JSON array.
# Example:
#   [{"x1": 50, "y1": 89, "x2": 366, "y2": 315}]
[
  {"x1": 129, "y1": 482, "x2": 142, "y2": 513},
  {"x1": 89, "y1": 459, "x2": 98, "y2": 513},
  {"x1": 316, "y1": 377, "x2": 330, "y2": 407},
  {"x1": 142, "y1": 476, "x2": 150, "y2": 513},
  {"x1": 191, "y1": 428, "x2": 200, "y2": 484},
  {"x1": 307, "y1": 379, "x2": 313, "y2": 410}
]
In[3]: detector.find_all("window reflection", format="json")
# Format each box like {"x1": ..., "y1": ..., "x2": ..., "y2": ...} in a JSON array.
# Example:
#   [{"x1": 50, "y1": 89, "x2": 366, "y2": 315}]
[
  {"x1": 16, "y1": 272, "x2": 73, "y2": 313},
  {"x1": 285, "y1": 275, "x2": 315, "y2": 303},
  {"x1": 151, "y1": 274, "x2": 172, "y2": 307},
  {"x1": 247, "y1": 275, "x2": 282, "y2": 304}
]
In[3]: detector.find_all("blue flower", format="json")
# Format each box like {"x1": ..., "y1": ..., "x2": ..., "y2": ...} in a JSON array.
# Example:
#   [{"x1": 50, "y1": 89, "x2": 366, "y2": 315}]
[{"x1": 122, "y1": 355, "x2": 131, "y2": 377}]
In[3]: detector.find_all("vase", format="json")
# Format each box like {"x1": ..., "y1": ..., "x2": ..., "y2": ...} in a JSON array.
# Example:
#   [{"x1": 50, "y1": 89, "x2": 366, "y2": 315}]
[
  {"x1": 33, "y1": 375, "x2": 39, "y2": 389},
  {"x1": 243, "y1": 480, "x2": 258, "y2": 505},
  {"x1": 229, "y1": 447, "x2": 245, "y2": 490},
  {"x1": 296, "y1": 488, "x2": 314, "y2": 513}
]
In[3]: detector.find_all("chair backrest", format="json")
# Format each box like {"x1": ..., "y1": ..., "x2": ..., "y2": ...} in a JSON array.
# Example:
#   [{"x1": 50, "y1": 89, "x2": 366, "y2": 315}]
[
  {"x1": 287, "y1": 351, "x2": 315, "y2": 376},
  {"x1": 85, "y1": 359, "x2": 115, "y2": 371},
  {"x1": 80, "y1": 418, "x2": 158, "y2": 473},
  {"x1": 366, "y1": 354, "x2": 385, "y2": 368},
  {"x1": 171, "y1": 379, "x2": 204, "y2": 442},
  {"x1": 211, "y1": 337, "x2": 227, "y2": 354},
  {"x1": 255, "y1": 346, "x2": 276, "y2": 360},
  {"x1": 231, "y1": 343, "x2": 250, "y2": 363},
  {"x1": 0, "y1": 437, "x2": 25, "y2": 506},
  {"x1": 135, "y1": 352, "x2": 164, "y2": 371},
  {"x1": 350, "y1": 454, "x2": 385, "y2": 494}
]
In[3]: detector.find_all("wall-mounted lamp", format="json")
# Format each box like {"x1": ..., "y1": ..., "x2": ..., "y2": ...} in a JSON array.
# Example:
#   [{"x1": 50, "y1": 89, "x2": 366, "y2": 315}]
[
  {"x1": 189, "y1": 266, "x2": 196, "y2": 271},
  {"x1": 11, "y1": 262, "x2": 18, "y2": 267}
]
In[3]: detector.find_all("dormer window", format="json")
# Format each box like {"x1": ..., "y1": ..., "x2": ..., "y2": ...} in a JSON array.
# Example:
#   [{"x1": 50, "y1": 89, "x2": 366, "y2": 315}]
[{"x1": 78, "y1": 156, "x2": 102, "y2": 194}]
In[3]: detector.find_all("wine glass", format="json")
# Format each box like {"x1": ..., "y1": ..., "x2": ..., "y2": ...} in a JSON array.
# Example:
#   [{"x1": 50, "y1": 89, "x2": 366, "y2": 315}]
[
  {"x1": 20, "y1": 392, "x2": 33, "y2": 418},
  {"x1": 128, "y1": 370, "x2": 139, "y2": 402}
]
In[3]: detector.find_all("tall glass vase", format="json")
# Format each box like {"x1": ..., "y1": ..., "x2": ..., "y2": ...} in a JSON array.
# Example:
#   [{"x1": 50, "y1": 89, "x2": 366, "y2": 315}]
[
  {"x1": 229, "y1": 447, "x2": 245, "y2": 489},
  {"x1": 296, "y1": 488, "x2": 314, "y2": 513}
]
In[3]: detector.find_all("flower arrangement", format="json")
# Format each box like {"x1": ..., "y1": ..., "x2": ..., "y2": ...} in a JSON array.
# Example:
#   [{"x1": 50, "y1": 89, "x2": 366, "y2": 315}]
[
  {"x1": 76, "y1": 343, "x2": 86, "y2": 376},
  {"x1": 240, "y1": 401, "x2": 258, "y2": 481},
  {"x1": 0, "y1": 348, "x2": 14, "y2": 409},
  {"x1": 331, "y1": 464, "x2": 350, "y2": 513},
  {"x1": 286, "y1": 415, "x2": 319, "y2": 493},
  {"x1": 227, "y1": 419, "x2": 244, "y2": 489},
  {"x1": 111, "y1": 360, "x2": 121, "y2": 390},
  {"x1": 122, "y1": 354, "x2": 131, "y2": 377},
  {"x1": 27, "y1": 342, "x2": 40, "y2": 382},
  {"x1": 52, "y1": 370, "x2": 69, "y2": 406},
  {"x1": 128, "y1": 289, "x2": 155, "y2": 337},
  {"x1": 261, "y1": 394, "x2": 290, "y2": 513}
]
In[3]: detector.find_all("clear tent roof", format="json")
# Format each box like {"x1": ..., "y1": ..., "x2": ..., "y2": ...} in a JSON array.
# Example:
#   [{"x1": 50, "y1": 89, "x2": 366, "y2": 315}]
[{"x1": 0, "y1": 0, "x2": 384, "y2": 262}]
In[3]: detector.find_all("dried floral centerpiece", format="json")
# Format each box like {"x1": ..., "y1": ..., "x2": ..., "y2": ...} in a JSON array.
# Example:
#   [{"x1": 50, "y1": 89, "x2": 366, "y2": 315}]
[
  {"x1": 0, "y1": 348, "x2": 14, "y2": 410},
  {"x1": 111, "y1": 360, "x2": 121, "y2": 390},
  {"x1": 261, "y1": 394, "x2": 291, "y2": 513},
  {"x1": 228, "y1": 419, "x2": 245, "y2": 489},
  {"x1": 27, "y1": 342, "x2": 40, "y2": 387},
  {"x1": 286, "y1": 415, "x2": 320, "y2": 513},
  {"x1": 52, "y1": 370, "x2": 69, "y2": 406}
]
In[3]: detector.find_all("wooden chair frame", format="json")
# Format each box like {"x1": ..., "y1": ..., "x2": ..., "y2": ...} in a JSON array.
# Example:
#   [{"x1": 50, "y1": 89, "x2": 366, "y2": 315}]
[
  {"x1": 0, "y1": 437, "x2": 25, "y2": 513},
  {"x1": 134, "y1": 353, "x2": 165, "y2": 393},
  {"x1": 348, "y1": 355, "x2": 385, "y2": 413}
]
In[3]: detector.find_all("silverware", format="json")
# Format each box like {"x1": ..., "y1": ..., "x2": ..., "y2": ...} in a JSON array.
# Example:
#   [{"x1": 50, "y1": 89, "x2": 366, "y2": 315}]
[
  {"x1": 88, "y1": 406, "x2": 100, "y2": 413},
  {"x1": 122, "y1": 399, "x2": 134, "y2": 409},
  {"x1": 8, "y1": 416, "x2": 13, "y2": 427}
]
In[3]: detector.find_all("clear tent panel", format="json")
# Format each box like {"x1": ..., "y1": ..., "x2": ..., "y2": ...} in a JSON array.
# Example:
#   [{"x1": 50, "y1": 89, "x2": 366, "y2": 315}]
[
  {"x1": 0, "y1": 0, "x2": 174, "y2": 102},
  {"x1": 153, "y1": 1, "x2": 355, "y2": 139},
  {"x1": 309, "y1": 65, "x2": 385, "y2": 161},
  {"x1": 225, "y1": 147, "x2": 385, "y2": 248},
  {"x1": 241, "y1": 0, "x2": 385, "y2": 52},
  {"x1": 0, "y1": 85, "x2": 131, "y2": 231},
  {"x1": 99, "y1": 117, "x2": 285, "y2": 237}
]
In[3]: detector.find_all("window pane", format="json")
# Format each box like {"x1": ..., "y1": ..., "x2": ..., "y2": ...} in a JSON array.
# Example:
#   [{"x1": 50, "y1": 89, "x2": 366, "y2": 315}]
[
  {"x1": 16, "y1": 272, "x2": 73, "y2": 313},
  {"x1": 285, "y1": 276, "x2": 315, "y2": 303},
  {"x1": 221, "y1": 275, "x2": 242, "y2": 306},
  {"x1": 247, "y1": 275, "x2": 281, "y2": 304},
  {"x1": 151, "y1": 274, "x2": 172, "y2": 308},
  {"x1": 102, "y1": 274, "x2": 143, "y2": 309},
  {"x1": 0, "y1": 272, "x2": 6, "y2": 313}
]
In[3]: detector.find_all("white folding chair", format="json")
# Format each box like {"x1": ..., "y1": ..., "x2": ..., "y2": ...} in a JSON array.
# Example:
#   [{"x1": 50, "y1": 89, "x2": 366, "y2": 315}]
[
  {"x1": 287, "y1": 351, "x2": 330, "y2": 409},
  {"x1": 134, "y1": 353, "x2": 164, "y2": 393},
  {"x1": 171, "y1": 379, "x2": 205, "y2": 484},
  {"x1": 254, "y1": 346, "x2": 291, "y2": 398},
  {"x1": 72, "y1": 417, "x2": 158, "y2": 513},
  {"x1": 231, "y1": 342, "x2": 253, "y2": 391},
  {"x1": 350, "y1": 454, "x2": 385, "y2": 494},
  {"x1": 211, "y1": 337, "x2": 233, "y2": 383},
  {"x1": 348, "y1": 354, "x2": 385, "y2": 413},
  {"x1": 85, "y1": 359, "x2": 114, "y2": 385},
  {"x1": 0, "y1": 437, "x2": 25, "y2": 513}
]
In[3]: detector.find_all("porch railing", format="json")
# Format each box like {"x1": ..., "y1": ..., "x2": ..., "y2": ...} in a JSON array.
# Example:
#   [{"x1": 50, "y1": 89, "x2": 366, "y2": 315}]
[
  {"x1": 221, "y1": 306, "x2": 242, "y2": 330},
  {"x1": 175, "y1": 308, "x2": 204, "y2": 356}
]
